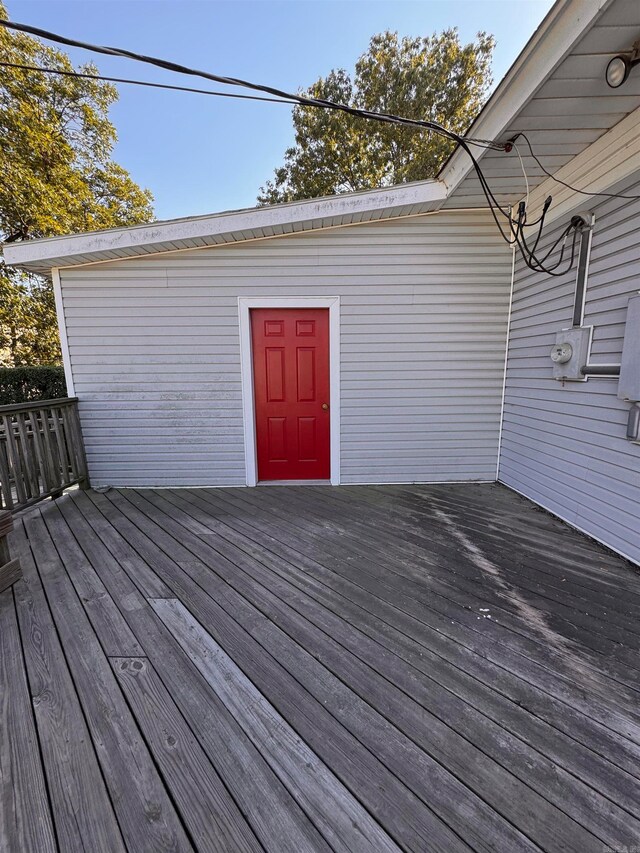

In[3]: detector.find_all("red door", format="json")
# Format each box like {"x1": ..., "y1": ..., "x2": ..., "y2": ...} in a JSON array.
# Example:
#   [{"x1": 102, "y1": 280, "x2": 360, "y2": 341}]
[{"x1": 251, "y1": 308, "x2": 330, "y2": 481}]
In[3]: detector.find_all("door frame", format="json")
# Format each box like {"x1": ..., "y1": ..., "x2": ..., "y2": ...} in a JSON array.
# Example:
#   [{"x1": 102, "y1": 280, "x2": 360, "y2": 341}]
[{"x1": 238, "y1": 296, "x2": 341, "y2": 486}]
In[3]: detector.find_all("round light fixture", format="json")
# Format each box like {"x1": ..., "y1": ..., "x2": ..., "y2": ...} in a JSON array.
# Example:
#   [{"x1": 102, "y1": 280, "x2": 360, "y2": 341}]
[{"x1": 606, "y1": 55, "x2": 631, "y2": 88}]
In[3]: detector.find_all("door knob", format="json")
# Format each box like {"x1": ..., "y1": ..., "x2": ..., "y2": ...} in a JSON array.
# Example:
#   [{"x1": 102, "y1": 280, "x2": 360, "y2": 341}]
[{"x1": 321, "y1": 403, "x2": 329, "y2": 411}]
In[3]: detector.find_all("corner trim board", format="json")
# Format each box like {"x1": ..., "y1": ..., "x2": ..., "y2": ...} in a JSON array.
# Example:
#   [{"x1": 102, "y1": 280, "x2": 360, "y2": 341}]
[
  {"x1": 238, "y1": 296, "x2": 341, "y2": 487},
  {"x1": 52, "y1": 268, "x2": 75, "y2": 397}
]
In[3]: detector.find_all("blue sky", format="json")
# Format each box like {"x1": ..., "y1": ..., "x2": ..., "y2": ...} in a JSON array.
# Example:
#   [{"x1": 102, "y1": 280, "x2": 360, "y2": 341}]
[{"x1": 8, "y1": 0, "x2": 555, "y2": 220}]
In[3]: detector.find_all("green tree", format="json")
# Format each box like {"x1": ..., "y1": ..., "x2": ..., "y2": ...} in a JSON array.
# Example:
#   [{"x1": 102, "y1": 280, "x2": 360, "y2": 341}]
[
  {"x1": 258, "y1": 29, "x2": 494, "y2": 205},
  {"x1": 0, "y1": 2, "x2": 154, "y2": 366}
]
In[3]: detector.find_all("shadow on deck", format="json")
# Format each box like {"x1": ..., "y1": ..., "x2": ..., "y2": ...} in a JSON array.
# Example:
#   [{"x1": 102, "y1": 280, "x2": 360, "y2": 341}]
[{"x1": 2, "y1": 483, "x2": 640, "y2": 852}]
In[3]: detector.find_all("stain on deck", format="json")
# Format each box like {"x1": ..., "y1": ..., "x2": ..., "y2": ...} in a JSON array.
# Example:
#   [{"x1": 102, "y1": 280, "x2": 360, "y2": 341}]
[{"x1": 2, "y1": 483, "x2": 640, "y2": 852}]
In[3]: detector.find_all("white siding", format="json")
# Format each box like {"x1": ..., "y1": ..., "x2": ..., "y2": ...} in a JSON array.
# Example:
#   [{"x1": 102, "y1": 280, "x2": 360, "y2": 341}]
[
  {"x1": 60, "y1": 212, "x2": 511, "y2": 487},
  {"x1": 499, "y1": 176, "x2": 640, "y2": 565}
]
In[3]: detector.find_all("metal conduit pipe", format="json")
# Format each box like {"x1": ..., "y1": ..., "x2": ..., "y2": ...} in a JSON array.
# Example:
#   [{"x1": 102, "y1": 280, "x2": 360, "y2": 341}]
[{"x1": 580, "y1": 364, "x2": 621, "y2": 377}]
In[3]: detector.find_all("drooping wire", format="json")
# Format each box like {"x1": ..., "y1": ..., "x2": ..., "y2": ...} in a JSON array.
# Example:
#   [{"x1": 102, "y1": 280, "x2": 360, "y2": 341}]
[
  {"x1": 0, "y1": 18, "x2": 503, "y2": 150},
  {"x1": 517, "y1": 133, "x2": 640, "y2": 201},
  {"x1": 0, "y1": 60, "x2": 301, "y2": 105},
  {"x1": 0, "y1": 17, "x2": 586, "y2": 275}
]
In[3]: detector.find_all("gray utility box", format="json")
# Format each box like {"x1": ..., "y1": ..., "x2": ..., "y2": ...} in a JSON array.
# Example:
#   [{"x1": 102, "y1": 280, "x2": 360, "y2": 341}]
[
  {"x1": 551, "y1": 326, "x2": 591, "y2": 381},
  {"x1": 619, "y1": 294, "x2": 640, "y2": 403}
]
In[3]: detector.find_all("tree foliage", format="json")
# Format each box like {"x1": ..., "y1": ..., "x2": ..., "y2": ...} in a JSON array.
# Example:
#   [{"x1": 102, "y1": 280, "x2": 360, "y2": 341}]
[
  {"x1": 0, "y1": 1, "x2": 154, "y2": 366},
  {"x1": 258, "y1": 29, "x2": 494, "y2": 205}
]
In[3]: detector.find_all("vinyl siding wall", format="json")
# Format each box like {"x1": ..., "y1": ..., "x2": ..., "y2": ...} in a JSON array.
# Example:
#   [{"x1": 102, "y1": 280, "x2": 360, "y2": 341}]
[
  {"x1": 60, "y1": 212, "x2": 511, "y2": 487},
  {"x1": 499, "y1": 175, "x2": 640, "y2": 565}
]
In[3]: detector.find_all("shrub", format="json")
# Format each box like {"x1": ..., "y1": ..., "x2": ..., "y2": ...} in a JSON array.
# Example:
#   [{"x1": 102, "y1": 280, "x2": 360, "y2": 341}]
[{"x1": 0, "y1": 366, "x2": 67, "y2": 405}]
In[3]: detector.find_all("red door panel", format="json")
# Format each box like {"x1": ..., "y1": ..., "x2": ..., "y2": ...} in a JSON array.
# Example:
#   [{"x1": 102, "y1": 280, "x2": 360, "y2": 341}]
[{"x1": 251, "y1": 308, "x2": 330, "y2": 481}]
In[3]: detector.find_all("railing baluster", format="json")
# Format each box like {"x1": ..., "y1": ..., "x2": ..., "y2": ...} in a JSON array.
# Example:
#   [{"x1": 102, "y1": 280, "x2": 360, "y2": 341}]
[
  {"x1": 0, "y1": 398, "x2": 89, "y2": 512},
  {"x1": 2, "y1": 414, "x2": 27, "y2": 506},
  {"x1": 42, "y1": 408, "x2": 63, "y2": 491},
  {"x1": 51, "y1": 406, "x2": 71, "y2": 480},
  {"x1": 15, "y1": 413, "x2": 38, "y2": 498},
  {"x1": 0, "y1": 435, "x2": 14, "y2": 511}
]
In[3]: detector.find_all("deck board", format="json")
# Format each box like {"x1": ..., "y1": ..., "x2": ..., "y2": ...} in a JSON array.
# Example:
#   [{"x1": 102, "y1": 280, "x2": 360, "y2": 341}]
[
  {"x1": 3, "y1": 483, "x2": 640, "y2": 852},
  {"x1": 0, "y1": 587, "x2": 56, "y2": 853}
]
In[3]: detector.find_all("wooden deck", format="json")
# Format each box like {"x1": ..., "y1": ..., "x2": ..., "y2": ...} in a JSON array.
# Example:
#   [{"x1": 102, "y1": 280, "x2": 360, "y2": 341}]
[{"x1": 2, "y1": 483, "x2": 640, "y2": 852}]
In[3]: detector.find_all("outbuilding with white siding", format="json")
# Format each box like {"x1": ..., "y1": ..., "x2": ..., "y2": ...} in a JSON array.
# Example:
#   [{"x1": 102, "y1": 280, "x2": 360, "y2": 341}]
[{"x1": 5, "y1": 0, "x2": 640, "y2": 564}]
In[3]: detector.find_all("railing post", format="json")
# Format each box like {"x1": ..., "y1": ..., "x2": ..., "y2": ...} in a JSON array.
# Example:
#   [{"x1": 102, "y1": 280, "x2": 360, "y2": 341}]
[
  {"x1": 69, "y1": 402, "x2": 90, "y2": 490},
  {"x1": 0, "y1": 511, "x2": 21, "y2": 593}
]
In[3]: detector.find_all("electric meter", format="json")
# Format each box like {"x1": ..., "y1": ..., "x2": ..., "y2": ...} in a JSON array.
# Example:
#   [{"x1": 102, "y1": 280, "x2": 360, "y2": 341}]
[{"x1": 550, "y1": 342, "x2": 573, "y2": 364}]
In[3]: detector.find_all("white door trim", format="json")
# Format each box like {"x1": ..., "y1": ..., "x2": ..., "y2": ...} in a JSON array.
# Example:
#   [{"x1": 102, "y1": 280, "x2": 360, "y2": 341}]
[{"x1": 238, "y1": 296, "x2": 341, "y2": 487}]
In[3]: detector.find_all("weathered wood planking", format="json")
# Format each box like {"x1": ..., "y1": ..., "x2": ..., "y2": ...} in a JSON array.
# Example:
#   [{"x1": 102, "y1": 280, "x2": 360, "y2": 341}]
[
  {"x1": 155, "y1": 487, "x2": 640, "y2": 814},
  {"x1": 38, "y1": 503, "x2": 143, "y2": 656},
  {"x1": 43, "y1": 494, "x2": 344, "y2": 852},
  {"x1": 6, "y1": 482, "x2": 640, "y2": 853},
  {"x1": 22, "y1": 512, "x2": 193, "y2": 853},
  {"x1": 0, "y1": 510, "x2": 21, "y2": 592},
  {"x1": 152, "y1": 598, "x2": 402, "y2": 853},
  {"x1": 102, "y1": 488, "x2": 539, "y2": 852},
  {"x1": 199, "y1": 484, "x2": 640, "y2": 730},
  {"x1": 167, "y1": 485, "x2": 640, "y2": 779},
  {"x1": 83, "y1": 489, "x2": 472, "y2": 853},
  {"x1": 0, "y1": 587, "x2": 56, "y2": 853},
  {"x1": 130, "y1": 488, "x2": 638, "y2": 852},
  {"x1": 111, "y1": 656, "x2": 263, "y2": 853},
  {"x1": 11, "y1": 520, "x2": 127, "y2": 853},
  {"x1": 229, "y1": 484, "x2": 640, "y2": 679}
]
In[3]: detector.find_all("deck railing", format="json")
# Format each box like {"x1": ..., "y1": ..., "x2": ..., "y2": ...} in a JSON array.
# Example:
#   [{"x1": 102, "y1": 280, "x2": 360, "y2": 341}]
[{"x1": 0, "y1": 397, "x2": 89, "y2": 512}]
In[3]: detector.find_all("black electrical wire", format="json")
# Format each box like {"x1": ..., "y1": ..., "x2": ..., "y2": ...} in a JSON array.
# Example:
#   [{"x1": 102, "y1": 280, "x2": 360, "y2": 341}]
[
  {"x1": 0, "y1": 18, "x2": 503, "y2": 150},
  {"x1": 0, "y1": 16, "x2": 586, "y2": 275},
  {"x1": 0, "y1": 60, "x2": 300, "y2": 105},
  {"x1": 517, "y1": 133, "x2": 640, "y2": 201}
]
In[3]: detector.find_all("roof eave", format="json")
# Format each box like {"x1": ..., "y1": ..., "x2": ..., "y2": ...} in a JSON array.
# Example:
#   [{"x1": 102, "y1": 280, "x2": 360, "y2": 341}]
[
  {"x1": 1, "y1": 180, "x2": 447, "y2": 274},
  {"x1": 438, "y1": 0, "x2": 614, "y2": 197}
]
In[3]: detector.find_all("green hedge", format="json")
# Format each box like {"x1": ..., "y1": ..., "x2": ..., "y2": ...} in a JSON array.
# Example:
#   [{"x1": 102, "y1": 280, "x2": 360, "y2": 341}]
[{"x1": 0, "y1": 366, "x2": 67, "y2": 405}]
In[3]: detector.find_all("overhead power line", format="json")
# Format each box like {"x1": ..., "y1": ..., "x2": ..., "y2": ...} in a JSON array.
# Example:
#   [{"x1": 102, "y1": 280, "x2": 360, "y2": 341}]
[
  {"x1": 0, "y1": 60, "x2": 299, "y2": 105},
  {"x1": 2, "y1": 16, "x2": 637, "y2": 275},
  {"x1": 0, "y1": 18, "x2": 503, "y2": 150}
]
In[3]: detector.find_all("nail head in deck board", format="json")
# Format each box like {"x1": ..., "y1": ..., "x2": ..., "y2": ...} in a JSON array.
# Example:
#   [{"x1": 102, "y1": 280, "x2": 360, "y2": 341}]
[
  {"x1": 97, "y1": 490, "x2": 474, "y2": 853},
  {"x1": 110, "y1": 488, "x2": 535, "y2": 853},
  {"x1": 153, "y1": 489, "x2": 640, "y2": 822},
  {"x1": 23, "y1": 512, "x2": 194, "y2": 853},
  {"x1": 137, "y1": 490, "x2": 630, "y2": 852},
  {"x1": 152, "y1": 597, "x2": 402, "y2": 853},
  {"x1": 48, "y1": 493, "x2": 342, "y2": 853},
  {"x1": 10, "y1": 521, "x2": 127, "y2": 853},
  {"x1": 0, "y1": 588, "x2": 56, "y2": 853},
  {"x1": 111, "y1": 656, "x2": 263, "y2": 853}
]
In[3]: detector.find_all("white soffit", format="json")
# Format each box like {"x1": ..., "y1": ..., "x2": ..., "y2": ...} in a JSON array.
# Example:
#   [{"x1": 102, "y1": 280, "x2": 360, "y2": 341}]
[
  {"x1": 442, "y1": 0, "x2": 640, "y2": 209},
  {"x1": 1, "y1": 180, "x2": 446, "y2": 275}
]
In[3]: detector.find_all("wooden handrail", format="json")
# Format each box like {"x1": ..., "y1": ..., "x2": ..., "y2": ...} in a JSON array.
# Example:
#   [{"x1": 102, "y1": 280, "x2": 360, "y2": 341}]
[
  {"x1": 0, "y1": 397, "x2": 89, "y2": 512},
  {"x1": 0, "y1": 510, "x2": 21, "y2": 592},
  {"x1": 0, "y1": 396, "x2": 78, "y2": 414}
]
